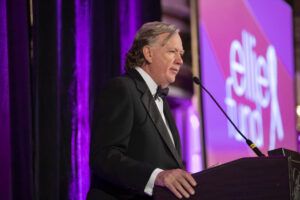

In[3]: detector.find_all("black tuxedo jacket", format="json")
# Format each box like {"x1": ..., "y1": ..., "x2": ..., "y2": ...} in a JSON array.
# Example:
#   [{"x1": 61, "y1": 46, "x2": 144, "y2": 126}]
[{"x1": 87, "y1": 69, "x2": 183, "y2": 200}]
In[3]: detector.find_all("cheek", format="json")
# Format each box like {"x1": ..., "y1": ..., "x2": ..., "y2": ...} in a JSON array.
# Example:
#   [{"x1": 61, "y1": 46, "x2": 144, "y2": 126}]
[
  {"x1": 161, "y1": 57, "x2": 172, "y2": 70},
  {"x1": 154, "y1": 54, "x2": 173, "y2": 76},
  {"x1": 156, "y1": 57, "x2": 168, "y2": 72}
]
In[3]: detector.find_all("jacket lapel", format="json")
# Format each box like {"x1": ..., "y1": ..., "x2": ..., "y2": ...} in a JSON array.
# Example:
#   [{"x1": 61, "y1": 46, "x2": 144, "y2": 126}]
[
  {"x1": 163, "y1": 100, "x2": 182, "y2": 158},
  {"x1": 127, "y1": 69, "x2": 183, "y2": 168},
  {"x1": 141, "y1": 91, "x2": 183, "y2": 168}
]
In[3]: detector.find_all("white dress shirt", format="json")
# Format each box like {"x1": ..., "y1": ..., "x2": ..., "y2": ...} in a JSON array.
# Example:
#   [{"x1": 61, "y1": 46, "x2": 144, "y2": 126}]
[{"x1": 135, "y1": 67, "x2": 175, "y2": 196}]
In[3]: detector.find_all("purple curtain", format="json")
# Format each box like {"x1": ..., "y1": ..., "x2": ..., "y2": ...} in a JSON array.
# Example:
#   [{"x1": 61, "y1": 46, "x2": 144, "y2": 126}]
[
  {"x1": 0, "y1": 0, "x2": 11, "y2": 199},
  {"x1": 119, "y1": 0, "x2": 161, "y2": 73},
  {"x1": 0, "y1": 0, "x2": 33, "y2": 199},
  {"x1": 0, "y1": 0, "x2": 161, "y2": 200}
]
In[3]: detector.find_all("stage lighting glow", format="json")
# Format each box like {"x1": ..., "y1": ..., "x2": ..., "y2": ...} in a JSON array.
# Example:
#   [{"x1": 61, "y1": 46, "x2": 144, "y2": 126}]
[{"x1": 297, "y1": 105, "x2": 300, "y2": 117}]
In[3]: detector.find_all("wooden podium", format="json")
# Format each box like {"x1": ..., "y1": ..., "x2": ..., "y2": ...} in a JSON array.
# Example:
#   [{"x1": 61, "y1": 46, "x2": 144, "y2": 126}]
[{"x1": 154, "y1": 149, "x2": 300, "y2": 200}]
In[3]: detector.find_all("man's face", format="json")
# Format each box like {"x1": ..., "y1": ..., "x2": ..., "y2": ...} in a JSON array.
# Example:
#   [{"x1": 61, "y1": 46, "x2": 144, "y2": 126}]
[{"x1": 145, "y1": 33, "x2": 184, "y2": 88}]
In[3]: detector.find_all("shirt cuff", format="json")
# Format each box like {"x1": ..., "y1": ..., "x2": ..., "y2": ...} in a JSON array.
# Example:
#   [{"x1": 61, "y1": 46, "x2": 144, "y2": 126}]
[{"x1": 144, "y1": 168, "x2": 164, "y2": 196}]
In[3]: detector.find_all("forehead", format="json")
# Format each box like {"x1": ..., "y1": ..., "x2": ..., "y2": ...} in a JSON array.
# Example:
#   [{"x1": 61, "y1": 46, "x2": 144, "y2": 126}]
[{"x1": 155, "y1": 33, "x2": 183, "y2": 49}]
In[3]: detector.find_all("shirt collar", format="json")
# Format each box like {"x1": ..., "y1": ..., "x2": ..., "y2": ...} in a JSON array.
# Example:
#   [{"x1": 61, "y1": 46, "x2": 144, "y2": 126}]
[{"x1": 135, "y1": 67, "x2": 158, "y2": 96}]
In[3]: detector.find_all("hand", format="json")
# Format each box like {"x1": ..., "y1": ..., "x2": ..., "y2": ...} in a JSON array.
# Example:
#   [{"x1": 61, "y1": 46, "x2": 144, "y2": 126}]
[{"x1": 155, "y1": 169, "x2": 197, "y2": 199}]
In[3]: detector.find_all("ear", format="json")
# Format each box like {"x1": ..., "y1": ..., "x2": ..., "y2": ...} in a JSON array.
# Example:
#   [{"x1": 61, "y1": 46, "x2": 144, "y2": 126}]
[{"x1": 142, "y1": 45, "x2": 153, "y2": 64}]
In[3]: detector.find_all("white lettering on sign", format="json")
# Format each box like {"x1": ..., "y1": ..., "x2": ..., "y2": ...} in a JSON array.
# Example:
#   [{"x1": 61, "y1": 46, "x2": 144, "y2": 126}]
[{"x1": 225, "y1": 30, "x2": 283, "y2": 149}]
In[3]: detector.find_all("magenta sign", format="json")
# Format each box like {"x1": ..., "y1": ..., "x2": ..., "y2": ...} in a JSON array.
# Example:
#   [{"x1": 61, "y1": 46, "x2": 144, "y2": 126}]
[{"x1": 198, "y1": 0, "x2": 297, "y2": 167}]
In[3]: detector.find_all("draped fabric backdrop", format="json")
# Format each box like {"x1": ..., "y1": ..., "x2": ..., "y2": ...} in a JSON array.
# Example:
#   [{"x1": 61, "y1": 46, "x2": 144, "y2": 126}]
[
  {"x1": 0, "y1": 0, "x2": 161, "y2": 199},
  {"x1": 0, "y1": 0, "x2": 11, "y2": 199},
  {"x1": 0, "y1": 0, "x2": 33, "y2": 200}
]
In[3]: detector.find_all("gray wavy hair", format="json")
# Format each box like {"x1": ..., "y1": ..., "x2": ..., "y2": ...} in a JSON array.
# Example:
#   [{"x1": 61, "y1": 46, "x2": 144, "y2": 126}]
[{"x1": 124, "y1": 21, "x2": 180, "y2": 71}]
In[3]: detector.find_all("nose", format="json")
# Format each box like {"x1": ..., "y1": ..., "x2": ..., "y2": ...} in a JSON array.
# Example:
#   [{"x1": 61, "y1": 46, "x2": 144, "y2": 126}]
[{"x1": 176, "y1": 52, "x2": 183, "y2": 65}]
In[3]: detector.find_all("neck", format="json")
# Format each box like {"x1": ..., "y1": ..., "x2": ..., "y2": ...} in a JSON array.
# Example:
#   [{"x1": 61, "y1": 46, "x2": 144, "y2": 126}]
[{"x1": 140, "y1": 64, "x2": 169, "y2": 88}]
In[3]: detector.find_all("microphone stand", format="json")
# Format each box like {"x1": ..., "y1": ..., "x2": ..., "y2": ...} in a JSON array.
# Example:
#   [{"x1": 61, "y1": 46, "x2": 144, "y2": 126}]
[{"x1": 193, "y1": 77, "x2": 265, "y2": 157}]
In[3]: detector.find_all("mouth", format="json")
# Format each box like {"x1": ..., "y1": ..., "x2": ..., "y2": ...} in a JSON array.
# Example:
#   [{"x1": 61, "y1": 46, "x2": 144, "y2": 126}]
[{"x1": 170, "y1": 68, "x2": 179, "y2": 74}]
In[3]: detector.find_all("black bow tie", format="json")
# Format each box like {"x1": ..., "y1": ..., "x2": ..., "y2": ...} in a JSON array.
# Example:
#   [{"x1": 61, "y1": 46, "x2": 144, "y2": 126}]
[{"x1": 154, "y1": 85, "x2": 169, "y2": 100}]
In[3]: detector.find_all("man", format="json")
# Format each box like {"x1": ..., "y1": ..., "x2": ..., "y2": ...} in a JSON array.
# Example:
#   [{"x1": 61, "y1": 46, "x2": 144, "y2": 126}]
[{"x1": 87, "y1": 21, "x2": 197, "y2": 200}]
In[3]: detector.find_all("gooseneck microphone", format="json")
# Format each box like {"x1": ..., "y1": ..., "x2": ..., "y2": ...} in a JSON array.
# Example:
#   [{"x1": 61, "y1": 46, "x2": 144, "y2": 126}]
[{"x1": 193, "y1": 77, "x2": 265, "y2": 157}]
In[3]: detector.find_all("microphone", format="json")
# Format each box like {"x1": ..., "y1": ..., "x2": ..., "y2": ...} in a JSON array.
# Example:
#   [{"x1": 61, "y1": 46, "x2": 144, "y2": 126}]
[{"x1": 193, "y1": 77, "x2": 265, "y2": 157}]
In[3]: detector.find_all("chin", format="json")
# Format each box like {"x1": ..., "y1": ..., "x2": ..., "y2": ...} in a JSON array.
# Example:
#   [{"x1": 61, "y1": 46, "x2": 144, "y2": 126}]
[
  {"x1": 167, "y1": 76, "x2": 176, "y2": 84},
  {"x1": 166, "y1": 80, "x2": 175, "y2": 86}
]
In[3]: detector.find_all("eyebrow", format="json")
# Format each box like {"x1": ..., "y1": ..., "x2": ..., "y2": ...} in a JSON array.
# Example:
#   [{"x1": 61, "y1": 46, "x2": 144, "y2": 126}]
[{"x1": 167, "y1": 47, "x2": 185, "y2": 55}]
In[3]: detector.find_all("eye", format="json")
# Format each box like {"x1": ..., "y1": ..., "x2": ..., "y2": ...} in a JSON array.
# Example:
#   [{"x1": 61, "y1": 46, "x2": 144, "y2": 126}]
[{"x1": 180, "y1": 51, "x2": 185, "y2": 57}]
